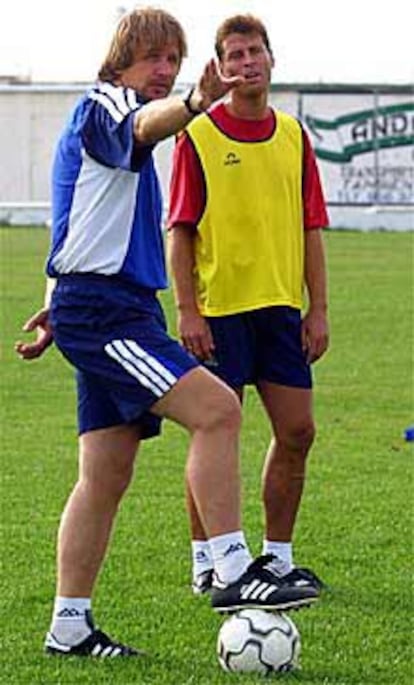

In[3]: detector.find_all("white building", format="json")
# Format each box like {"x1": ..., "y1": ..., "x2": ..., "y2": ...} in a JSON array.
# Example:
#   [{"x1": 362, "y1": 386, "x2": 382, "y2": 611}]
[{"x1": 0, "y1": 82, "x2": 412, "y2": 230}]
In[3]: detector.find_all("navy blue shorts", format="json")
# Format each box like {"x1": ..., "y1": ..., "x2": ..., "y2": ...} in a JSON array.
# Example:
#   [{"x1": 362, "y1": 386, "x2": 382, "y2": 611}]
[
  {"x1": 205, "y1": 306, "x2": 312, "y2": 389},
  {"x1": 50, "y1": 275, "x2": 199, "y2": 438}
]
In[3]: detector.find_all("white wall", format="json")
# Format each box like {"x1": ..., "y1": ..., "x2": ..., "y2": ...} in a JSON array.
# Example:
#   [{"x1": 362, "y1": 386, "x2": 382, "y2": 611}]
[
  {"x1": 299, "y1": 89, "x2": 414, "y2": 231},
  {"x1": 0, "y1": 84, "x2": 412, "y2": 230}
]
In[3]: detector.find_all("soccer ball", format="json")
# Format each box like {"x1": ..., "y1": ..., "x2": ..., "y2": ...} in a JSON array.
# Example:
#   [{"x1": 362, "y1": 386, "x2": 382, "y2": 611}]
[{"x1": 217, "y1": 609, "x2": 301, "y2": 675}]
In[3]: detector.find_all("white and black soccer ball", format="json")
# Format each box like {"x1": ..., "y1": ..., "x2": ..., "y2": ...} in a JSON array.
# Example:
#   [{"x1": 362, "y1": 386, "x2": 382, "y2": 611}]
[{"x1": 217, "y1": 609, "x2": 301, "y2": 675}]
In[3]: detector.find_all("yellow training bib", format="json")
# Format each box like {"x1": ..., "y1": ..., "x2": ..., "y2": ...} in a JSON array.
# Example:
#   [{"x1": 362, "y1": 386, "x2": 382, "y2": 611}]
[{"x1": 187, "y1": 110, "x2": 304, "y2": 316}]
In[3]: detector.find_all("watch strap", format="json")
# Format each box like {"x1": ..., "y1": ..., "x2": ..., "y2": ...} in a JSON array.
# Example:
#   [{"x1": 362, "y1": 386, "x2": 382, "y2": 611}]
[{"x1": 183, "y1": 87, "x2": 202, "y2": 116}]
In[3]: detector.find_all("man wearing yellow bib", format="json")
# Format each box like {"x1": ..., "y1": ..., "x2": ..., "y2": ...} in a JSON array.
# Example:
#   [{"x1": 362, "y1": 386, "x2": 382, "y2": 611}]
[{"x1": 168, "y1": 14, "x2": 329, "y2": 594}]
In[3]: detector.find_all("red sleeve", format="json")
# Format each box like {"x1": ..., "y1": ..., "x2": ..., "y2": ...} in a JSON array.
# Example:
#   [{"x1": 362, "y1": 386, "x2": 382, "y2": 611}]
[
  {"x1": 167, "y1": 131, "x2": 205, "y2": 229},
  {"x1": 302, "y1": 128, "x2": 330, "y2": 229}
]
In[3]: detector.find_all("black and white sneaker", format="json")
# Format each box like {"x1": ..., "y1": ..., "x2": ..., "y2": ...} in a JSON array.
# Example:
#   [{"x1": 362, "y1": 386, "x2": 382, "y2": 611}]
[
  {"x1": 265, "y1": 554, "x2": 326, "y2": 592},
  {"x1": 285, "y1": 567, "x2": 326, "y2": 592},
  {"x1": 211, "y1": 555, "x2": 320, "y2": 614},
  {"x1": 192, "y1": 569, "x2": 214, "y2": 596},
  {"x1": 45, "y1": 611, "x2": 144, "y2": 658}
]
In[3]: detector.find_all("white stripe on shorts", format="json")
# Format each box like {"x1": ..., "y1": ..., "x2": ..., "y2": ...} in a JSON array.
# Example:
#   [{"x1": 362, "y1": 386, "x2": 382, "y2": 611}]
[
  {"x1": 123, "y1": 340, "x2": 177, "y2": 385},
  {"x1": 104, "y1": 339, "x2": 177, "y2": 398}
]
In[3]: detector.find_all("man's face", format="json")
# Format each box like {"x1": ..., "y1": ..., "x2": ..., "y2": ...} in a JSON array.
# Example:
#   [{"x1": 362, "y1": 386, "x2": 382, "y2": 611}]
[
  {"x1": 120, "y1": 43, "x2": 181, "y2": 99},
  {"x1": 219, "y1": 32, "x2": 274, "y2": 95}
]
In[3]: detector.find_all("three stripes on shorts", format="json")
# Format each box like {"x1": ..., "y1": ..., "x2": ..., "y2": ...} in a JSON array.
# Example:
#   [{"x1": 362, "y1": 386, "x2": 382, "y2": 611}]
[{"x1": 105, "y1": 339, "x2": 178, "y2": 398}]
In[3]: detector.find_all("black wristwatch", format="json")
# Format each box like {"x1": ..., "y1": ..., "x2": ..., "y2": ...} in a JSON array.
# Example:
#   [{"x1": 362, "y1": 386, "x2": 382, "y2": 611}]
[{"x1": 182, "y1": 86, "x2": 202, "y2": 116}]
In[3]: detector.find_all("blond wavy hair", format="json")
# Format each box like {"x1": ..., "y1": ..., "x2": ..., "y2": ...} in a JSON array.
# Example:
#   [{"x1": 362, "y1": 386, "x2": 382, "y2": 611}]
[{"x1": 98, "y1": 7, "x2": 187, "y2": 83}]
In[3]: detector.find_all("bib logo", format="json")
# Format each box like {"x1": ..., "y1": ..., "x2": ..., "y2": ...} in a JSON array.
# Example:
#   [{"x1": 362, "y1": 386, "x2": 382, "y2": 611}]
[
  {"x1": 224, "y1": 152, "x2": 241, "y2": 166},
  {"x1": 305, "y1": 102, "x2": 414, "y2": 163}
]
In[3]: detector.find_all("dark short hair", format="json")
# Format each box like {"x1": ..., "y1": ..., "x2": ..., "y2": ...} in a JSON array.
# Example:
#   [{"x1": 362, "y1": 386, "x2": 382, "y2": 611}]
[
  {"x1": 98, "y1": 7, "x2": 187, "y2": 83},
  {"x1": 215, "y1": 15, "x2": 273, "y2": 60}
]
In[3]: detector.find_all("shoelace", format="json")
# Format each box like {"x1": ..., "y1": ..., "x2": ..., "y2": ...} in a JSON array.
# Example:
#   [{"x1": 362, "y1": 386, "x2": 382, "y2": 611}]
[{"x1": 245, "y1": 555, "x2": 285, "y2": 584}]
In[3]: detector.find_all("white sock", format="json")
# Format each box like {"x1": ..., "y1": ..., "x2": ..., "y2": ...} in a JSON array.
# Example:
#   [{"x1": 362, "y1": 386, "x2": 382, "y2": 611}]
[
  {"x1": 209, "y1": 531, "x2": 252, "y2": 585},
  {"x1": 191, "y1": 540, "x2": 213, "y2": 578},
  {"x1": 50, "y1": 596, "x2": 92, "y2": 646},
  {"x1": 262, "y1": 540, "x2": 293, "y2": 574}
]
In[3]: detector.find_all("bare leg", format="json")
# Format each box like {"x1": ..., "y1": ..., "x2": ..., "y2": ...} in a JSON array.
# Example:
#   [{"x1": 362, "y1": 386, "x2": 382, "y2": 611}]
[
  {"x1": 57, "y1": 424, "x2": 140, "y2": 597},
  {"x1": 153, "y1": 367, "x2": 242, "y2": 538},
  {"x1": 183, "y1": 386, "x2": 244, "y2": 542},
  {"x1": 257, "y1": 382, "x2": 314, "y2": 541},
  {"x1": 186, "y1": 484, "x2": 207, "y2": 539}
]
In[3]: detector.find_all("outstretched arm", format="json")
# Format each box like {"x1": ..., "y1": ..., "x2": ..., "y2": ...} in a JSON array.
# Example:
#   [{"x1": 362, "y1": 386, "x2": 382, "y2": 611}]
[
  {"x1": 15, "y1": 278, "x2": 55, "y2": 360},
  {"x1": 134, "y1": 59, "x2": 244, "y2": 144}
]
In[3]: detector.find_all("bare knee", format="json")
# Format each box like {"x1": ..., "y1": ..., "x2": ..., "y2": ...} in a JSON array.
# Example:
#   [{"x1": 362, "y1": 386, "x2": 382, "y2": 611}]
[
  {"x1": 195, "y1": 388, "x2": 242, "y2": 436},
  {"x1": 262, "y1": 423, "x2": 315, "y2": 501},
  {"x1": 278, "y1": 420, "x2": 315, "y2": 455},
  {"x1": 78, "y1": 461, "x2": 134, "y2": 506},
  {"x1": 77, "y1": 426, "x2": 139, "y2": 503},
  {"x1": 79, "y1": 442, "x2": 136, "y2": 504}
]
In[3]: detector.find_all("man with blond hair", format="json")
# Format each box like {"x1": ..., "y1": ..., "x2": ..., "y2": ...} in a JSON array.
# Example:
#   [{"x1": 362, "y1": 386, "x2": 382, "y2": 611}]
[{"x1": 16, "y1": 8, "x2": 318, "y2": 659}]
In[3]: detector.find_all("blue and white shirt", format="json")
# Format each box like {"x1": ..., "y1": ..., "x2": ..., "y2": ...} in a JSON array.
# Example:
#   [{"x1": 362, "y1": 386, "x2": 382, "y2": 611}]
[{"x1": 46, "y1": 82, "x2": 166, "y2": 290}]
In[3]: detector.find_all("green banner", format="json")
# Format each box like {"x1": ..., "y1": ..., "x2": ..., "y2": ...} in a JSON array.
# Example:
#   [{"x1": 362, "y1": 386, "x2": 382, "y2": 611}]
[{"x1": 305, "y1": 102, "x2": 414, "y2": 162}]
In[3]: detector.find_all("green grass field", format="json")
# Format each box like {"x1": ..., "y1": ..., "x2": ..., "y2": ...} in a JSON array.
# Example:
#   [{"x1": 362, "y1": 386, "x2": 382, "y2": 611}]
[{"x1": 1, "y1": 227, "x2": 413, "y2": 684}]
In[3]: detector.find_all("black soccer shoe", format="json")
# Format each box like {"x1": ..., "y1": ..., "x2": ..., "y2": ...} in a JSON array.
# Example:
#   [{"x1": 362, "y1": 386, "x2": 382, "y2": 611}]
[
  {"x1": 45, "y1": 611, "x2": 144, "y2": 658},
  {"x1": 211, "y1": 555, "x2": 320, "y2": 614},
  {"x1": 192, "y1": 569, "x2": 214, "y2": 596},
  {"x1": 284, "y1": 566, "x2": 326, "y2": 592}
]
